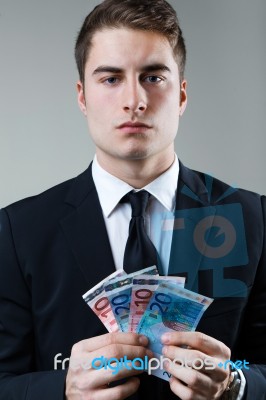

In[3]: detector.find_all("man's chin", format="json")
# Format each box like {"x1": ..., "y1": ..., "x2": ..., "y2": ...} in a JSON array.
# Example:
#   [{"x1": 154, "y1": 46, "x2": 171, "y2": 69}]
[{"x1": 119, "y1": 150, "x2": 151, "y2": 161}]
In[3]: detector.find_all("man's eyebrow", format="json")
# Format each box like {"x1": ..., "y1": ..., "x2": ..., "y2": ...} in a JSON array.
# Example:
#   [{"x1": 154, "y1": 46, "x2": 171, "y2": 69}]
[
  {"x1": 92, "y1": 64, "x2": 171, "y2": 75},
  {"x1": 92, "y1": 66, "x2": 123, "y2": 75},
  {"x1": 140, "y1": 64, "x2": 171, "y2": 73}
]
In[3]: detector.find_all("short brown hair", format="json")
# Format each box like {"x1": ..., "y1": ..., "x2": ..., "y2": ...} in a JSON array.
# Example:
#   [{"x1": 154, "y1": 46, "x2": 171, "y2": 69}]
[{"x1": 75, "y1": 0, "x2": 186, "y2": 86}]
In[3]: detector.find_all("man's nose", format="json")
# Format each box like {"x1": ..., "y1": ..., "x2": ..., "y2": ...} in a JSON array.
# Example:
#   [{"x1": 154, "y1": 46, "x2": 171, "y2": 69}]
[{"x1": 122, "y1": 79, "x2": 148, "y2": 113}]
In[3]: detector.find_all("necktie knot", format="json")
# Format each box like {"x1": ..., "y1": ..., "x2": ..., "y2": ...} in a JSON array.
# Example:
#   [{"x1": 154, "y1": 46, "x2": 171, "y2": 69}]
[{"x1": 123, "y1": 190, "x2": 150, "y2": 218}]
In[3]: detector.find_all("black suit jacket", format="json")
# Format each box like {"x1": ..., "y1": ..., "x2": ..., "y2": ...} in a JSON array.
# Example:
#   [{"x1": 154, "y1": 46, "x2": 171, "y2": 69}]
[{"x1": 0, "y1": 161, "x2": 266, "y2": 399}]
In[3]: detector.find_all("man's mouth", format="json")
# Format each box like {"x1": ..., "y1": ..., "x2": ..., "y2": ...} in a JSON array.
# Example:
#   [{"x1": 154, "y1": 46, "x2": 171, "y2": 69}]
[{"x1": 117, "y1": 121, "x2": 152, "y2": 133}]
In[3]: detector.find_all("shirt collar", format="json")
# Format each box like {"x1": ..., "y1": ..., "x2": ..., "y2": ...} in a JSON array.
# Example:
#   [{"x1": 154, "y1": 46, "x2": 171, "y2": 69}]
[{"x1": 92, "y1": 155, "x2": 179, "y2": 217}]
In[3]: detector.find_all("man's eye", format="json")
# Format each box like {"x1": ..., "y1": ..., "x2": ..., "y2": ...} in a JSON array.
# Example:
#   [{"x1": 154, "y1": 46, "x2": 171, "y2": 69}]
[
  {"x1": 104, "y1": 77, "x2": 119, "y2": 85},
  {"x1": 144, "y1": 76, "x2": 163, "y2": 83}
]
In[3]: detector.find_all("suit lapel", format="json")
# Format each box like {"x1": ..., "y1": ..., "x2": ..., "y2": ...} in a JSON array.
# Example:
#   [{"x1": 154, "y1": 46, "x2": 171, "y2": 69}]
[
  {"x1": 60, "y1": 164, "x2": 115, "y2": 288},
  {"x1": 168, "y1": 161, "x2": 212, "y2": 291}
]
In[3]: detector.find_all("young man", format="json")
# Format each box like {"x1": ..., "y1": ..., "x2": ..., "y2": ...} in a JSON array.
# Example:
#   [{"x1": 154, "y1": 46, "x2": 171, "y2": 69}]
[{"x1": 0, "y1": 1, "x2": 265, "y2": 399}]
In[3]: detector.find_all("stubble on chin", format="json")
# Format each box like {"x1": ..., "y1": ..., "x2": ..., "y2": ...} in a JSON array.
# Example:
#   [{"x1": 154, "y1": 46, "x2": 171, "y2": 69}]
[{"x1": 118, "y1": 135, "x2": 154, "y2": 160}]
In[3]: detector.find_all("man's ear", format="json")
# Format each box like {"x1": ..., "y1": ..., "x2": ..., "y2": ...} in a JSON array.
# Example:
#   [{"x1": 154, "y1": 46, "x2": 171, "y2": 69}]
[
  {"x1": 77, "y1": 80, "x2": 87, "y2": 116},
  {"x1": 179, "y1": 79, "x2": 187, "y2": 116}
]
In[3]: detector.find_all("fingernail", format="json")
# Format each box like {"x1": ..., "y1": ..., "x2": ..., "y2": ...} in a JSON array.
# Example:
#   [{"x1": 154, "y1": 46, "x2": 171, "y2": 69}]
[
  {"x1": 162, "y1": 346, "x2": 168, "y2": 355},
  {"x1": 161, "y1": 333, "x2": 171, "y2": 344},
  {"x1": 139, "y1": 335, "x2": 149, "y2": 346}
]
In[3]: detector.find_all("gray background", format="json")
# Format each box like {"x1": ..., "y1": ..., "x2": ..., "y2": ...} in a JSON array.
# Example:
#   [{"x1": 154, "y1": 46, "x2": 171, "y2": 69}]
[{"x1": 0, "y1": 0, "x2": 265, "y2": 208}]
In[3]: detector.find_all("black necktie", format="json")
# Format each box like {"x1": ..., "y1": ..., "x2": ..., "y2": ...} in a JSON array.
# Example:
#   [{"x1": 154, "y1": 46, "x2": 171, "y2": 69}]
[{"x1": 122, "y1": 190, "x2": 158, "y2": 274}]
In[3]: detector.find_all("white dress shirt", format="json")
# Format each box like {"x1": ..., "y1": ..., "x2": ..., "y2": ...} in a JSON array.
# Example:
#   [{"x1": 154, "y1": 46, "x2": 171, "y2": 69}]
[{"x1": 92, "y1": 155, "x2": 179, "y2": 275}]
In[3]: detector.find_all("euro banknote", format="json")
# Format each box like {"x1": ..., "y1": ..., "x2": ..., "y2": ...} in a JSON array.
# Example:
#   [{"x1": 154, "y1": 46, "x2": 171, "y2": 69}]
[
  {"x1": 104, "y1": 266, "x2": 158, "y2": 332},
  {"x1": 128, "y1": 275, "x2": 186, "y2": 333},
  {"x1": 137, "y1": 281, "x2": 213, "y2": 380},
  {"x1": 82, "y1": 270, "x2": 125, "y2": 332}
]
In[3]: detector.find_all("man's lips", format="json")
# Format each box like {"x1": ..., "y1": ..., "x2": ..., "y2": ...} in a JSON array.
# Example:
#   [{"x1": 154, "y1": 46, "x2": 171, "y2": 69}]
[
  {"x1": 117, "y1": 122, "x2": 152, "y2": 133},
  {"x1": 118, "y1": 121, "x2": 151, "y2": 128}
]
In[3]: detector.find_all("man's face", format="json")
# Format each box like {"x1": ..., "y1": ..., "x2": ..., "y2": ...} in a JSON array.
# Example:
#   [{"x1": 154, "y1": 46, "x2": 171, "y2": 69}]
[{"x1": 77, "y1": 28, "x2": 187, "y2": 165}]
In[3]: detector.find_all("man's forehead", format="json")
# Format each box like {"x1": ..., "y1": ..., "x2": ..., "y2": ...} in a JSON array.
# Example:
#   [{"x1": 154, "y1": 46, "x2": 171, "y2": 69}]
[
  {"x1": 90, "y1": 27, "x2": 171, "y2": 55},
  {"x1": 87, "y1": 28, "x2": 176, "y2": 71}
]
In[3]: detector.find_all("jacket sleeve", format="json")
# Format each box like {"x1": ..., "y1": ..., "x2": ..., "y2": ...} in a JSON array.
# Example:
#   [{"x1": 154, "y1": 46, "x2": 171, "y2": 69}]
[
  {"x1": 234, "y1": 195, "x2": 266, "y2": 399},
  {"x1": 0, "y1": 208, "x2": 67, "y2": 400}
]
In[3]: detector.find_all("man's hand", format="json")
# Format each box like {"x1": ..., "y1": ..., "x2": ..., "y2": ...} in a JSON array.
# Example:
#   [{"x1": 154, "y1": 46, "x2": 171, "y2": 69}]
[
  {"x1": 65, "y1": 332, "x2": 152, "y2": 400},
  {"x1": 161, "y1": 331, "x2": 231, "y2": 400}
]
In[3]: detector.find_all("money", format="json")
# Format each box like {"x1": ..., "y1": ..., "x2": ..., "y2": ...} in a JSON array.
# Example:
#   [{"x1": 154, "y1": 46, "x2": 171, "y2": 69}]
[
  {"x1": 104, "y1": 266, "x2": 158, "y2": 332},
  {"x1": 137, "y1": 281, "x2": 213, "y2": 352},
  {"x1": 137, "y1": 281, "x2": 213, "y2": 380},
  {"x1": 128, "y1": 275, "x2": 186, "y2": 333},
  {"x1": 83, "y1": 269, "x2": 212, "y2": 383},
  {"x1": 82, "y1": 270, "x2": 125, "y2": 333}
]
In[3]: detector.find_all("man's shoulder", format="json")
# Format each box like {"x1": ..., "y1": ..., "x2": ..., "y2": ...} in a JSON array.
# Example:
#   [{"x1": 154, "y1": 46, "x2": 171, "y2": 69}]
[
  {"x1": 178, "y1": 163, "x2": 265, "y2": 218},
  {"x1": 2, "y1": 166, "x2": 93, "y2": 224},
  {"x1": 4, "y1": 177, "x2": 73, "y2": 215}
]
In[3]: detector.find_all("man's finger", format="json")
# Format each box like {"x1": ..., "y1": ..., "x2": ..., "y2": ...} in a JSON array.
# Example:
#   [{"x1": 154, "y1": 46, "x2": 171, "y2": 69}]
[
  {"x1": 165, "y1": 360, "x2": 212, "y2": 394},
  {"x1": 161, "y1": 331, "x2": 230, "y2": 359},
  {"x1": 87, "y1": 361, "x2": 145, "y2": 388},
  {"x1": 162, "y1": 346, "x2": 228, "y2": 380},
  {"x1": 168, "y1": 376, "x2": 206, "y2": 400},
  {"x1": 96, "y1": 377, "x2": 140, "y2": 400},
  {"x1": 69, "y1": 344, "x2": 153, "y2": 372},
  {"x1": 72, "y1": 332, "x2": 149, "y2": 354},
  {"x1": 90, "y1": 343, "x2": 153, "y2": 364}
]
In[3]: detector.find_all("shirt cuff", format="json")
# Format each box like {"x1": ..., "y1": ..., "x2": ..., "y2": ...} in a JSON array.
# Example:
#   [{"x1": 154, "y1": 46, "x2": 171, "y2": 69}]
[{"x1": 236, "y1": 369, "x2": 246, "y2": 400}]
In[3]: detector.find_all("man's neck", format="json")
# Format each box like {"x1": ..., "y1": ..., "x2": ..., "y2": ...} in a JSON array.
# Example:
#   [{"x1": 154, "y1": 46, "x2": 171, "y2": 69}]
[{"x1": 96, "y1": 150, "x2": 176, "y2": 188}]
